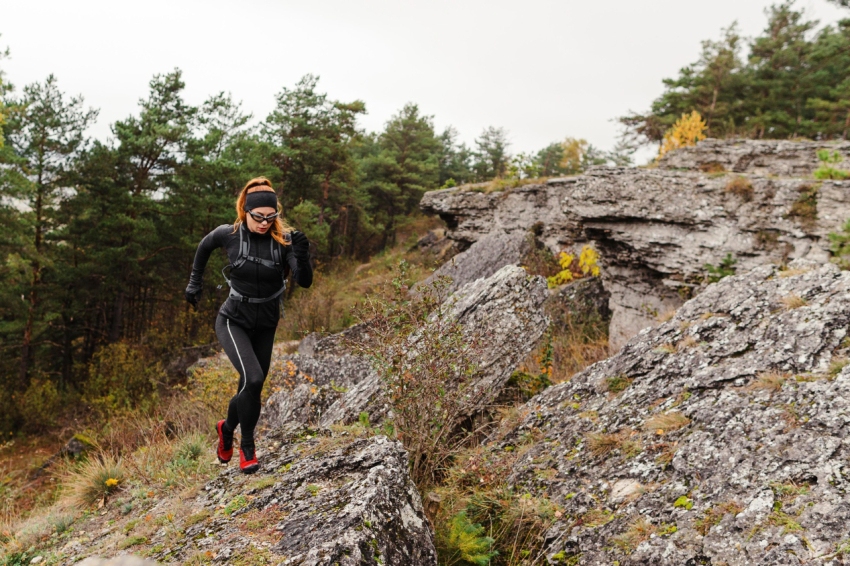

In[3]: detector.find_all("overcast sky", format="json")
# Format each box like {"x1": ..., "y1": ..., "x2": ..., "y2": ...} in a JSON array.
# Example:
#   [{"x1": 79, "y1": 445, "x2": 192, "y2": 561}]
[{"x1": 3, "y1": 0, "x2": 847, "y2": 161}]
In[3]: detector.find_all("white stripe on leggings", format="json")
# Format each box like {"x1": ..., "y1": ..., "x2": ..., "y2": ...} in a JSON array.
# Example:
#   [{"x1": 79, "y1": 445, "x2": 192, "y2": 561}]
[{"x1": 227, "y1": 319, "x2": 248, "y2": 396}]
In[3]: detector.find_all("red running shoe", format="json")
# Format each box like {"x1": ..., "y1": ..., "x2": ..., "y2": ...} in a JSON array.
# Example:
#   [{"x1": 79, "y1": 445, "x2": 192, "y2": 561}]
[
  {"x1": 239, "y1": 446, "x2": 259, "y2": 474},
  {"x1": 216, "y1": 420, "x2": 233, "y2": 464}
]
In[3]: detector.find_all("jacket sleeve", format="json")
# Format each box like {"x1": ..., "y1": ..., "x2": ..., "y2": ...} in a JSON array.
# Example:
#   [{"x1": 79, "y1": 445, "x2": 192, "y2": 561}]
[
  {"x1": 187, "y1": 225, "x2": 229, "y2": 289},
  {"x1": 287, "y1": 245, "x2": 313, "y2": 289}
]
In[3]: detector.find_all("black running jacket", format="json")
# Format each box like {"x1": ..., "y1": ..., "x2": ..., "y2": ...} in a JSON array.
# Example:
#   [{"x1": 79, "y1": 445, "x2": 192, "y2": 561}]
[{"x1": 188, "y1": 223, "x2": 313, "y2": 330}]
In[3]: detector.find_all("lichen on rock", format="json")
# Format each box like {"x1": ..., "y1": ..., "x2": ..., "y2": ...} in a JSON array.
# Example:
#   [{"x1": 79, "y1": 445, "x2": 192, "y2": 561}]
[{"x1": 495, "y1": 259, "x2": 850, "y2": 565}]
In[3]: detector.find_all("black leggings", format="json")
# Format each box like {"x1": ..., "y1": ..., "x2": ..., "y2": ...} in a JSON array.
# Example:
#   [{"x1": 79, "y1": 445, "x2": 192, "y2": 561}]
[{"x1": 215, "y1": 314, "x2": 276, "y2": 448}]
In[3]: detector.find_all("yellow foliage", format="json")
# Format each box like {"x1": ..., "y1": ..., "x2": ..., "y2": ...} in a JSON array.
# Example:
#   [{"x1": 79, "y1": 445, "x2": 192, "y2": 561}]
[
  {"x1": 579, "y1": 246, "x2": 600, "y2": 276},
  {"x1": 658, "y1": 110, "x2": 707, "y2": 159},
  {"x1": 560, "y1": 137, "x2": 588, "y2": 174},
  {"x1": 546, "y1": 246, "x2": 600, "y2": 288}
]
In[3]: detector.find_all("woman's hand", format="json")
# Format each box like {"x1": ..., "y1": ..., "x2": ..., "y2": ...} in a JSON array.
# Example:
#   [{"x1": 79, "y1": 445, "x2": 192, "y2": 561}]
[
  {"x1": 185, "y1": 284, "x2": 203, "y2": 309},
  {"x1": 290, "y1": 231, "x2": 310, "y2": 262}
]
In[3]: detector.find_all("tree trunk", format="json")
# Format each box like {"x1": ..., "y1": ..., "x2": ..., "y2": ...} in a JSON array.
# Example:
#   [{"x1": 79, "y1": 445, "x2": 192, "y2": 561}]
[
  {"x1": 20, "y1": 182, "x2": 45, "y2": 390},
  {"x1": 110, "y1": 290, "x2": 125, "y2": 343}
]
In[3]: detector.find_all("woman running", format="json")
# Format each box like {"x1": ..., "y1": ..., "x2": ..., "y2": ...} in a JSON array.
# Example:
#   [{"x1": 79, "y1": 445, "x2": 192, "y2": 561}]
[{"x1": 184, "y1": 177, "x2": 312, "y2": 473}]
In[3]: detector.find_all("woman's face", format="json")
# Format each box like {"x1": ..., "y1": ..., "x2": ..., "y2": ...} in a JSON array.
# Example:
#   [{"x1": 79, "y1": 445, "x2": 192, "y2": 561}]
[{"x1": 245, "y1": 207, "x2": 277, "y2": 234}]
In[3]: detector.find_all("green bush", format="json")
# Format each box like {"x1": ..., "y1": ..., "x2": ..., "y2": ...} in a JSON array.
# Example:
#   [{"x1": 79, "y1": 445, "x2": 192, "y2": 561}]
[
  {"x1": 85, "y1": 342, "x2": 162, "y2": 416},
  {"x1": 20, "y1": 377, "x2": 62, "y2": 433}
]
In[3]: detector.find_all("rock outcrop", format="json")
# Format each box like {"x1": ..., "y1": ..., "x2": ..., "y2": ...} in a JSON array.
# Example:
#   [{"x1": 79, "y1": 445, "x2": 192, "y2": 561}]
[
  {"x1": 657, "y1": 138, "x2": 850, "y2": 177},
  {"x1": 263, "y1": 264, "x2": 549, "y2": 430},
  {"x1": 420, "y1": 139, "x2": 850, "y2": 349},
  {"x1": 497, "y1": 259, "x2": 850, "y2": 565}
]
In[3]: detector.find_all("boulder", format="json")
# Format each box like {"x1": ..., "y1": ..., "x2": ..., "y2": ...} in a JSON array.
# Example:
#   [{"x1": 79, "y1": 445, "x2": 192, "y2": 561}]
[
  {"x1": 419, "y1": 229, "x2": 532, "y2": 295},
  {"x1": 263, "y1": 265, "x2": 550, "y2": 431},
  {"x1": 139, "y1": 432, "x2": 437, "y2": 565},
  {"x1": 495, "y1": 260, "x2": 850, "y2": 565},
  {"x1": 319, "y1": 264, "x2": 550, "y2": 426}
]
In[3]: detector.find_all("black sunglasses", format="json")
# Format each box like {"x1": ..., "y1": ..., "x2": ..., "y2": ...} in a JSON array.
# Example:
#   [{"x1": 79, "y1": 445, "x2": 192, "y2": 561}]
[{"x1": 246, "y1": 210, "x2": 280, "y2": 223}]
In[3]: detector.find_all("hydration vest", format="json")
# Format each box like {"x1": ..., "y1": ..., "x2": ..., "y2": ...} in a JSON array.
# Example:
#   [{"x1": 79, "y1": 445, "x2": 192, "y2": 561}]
[{"x1": 219, "y1": 224, "x2": 290, "y2": 304}]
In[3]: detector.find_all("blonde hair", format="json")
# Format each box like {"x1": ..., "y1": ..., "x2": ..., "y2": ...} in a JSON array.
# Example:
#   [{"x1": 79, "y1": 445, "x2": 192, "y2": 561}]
[{"x1": 233, "y1": 177, "x2": 293, "y2": 246}]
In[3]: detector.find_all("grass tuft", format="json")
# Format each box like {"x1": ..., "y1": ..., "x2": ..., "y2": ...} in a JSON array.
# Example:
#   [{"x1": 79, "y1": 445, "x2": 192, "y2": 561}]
[
  {"x1": 65, "y1": 453, "x2": 125, "y2": 507},
  {"x1": 747, "y1": 372, "x2": 788, "y2": 393},
  {"x1": 605, "y1": 375, "x2": 632, "y2": 394},
  {"x1": 725, "y1": 176, "x2": 754, "y2": 201},
  {"x1": 780, "y1": 294, "x2": 807, "y2": 310},
  {"x1": 643, "y1": 412, "x2": 690, "y2": 435},
  {"x1": 611, "y1": 517, "x2": 657, "y2": 554}
]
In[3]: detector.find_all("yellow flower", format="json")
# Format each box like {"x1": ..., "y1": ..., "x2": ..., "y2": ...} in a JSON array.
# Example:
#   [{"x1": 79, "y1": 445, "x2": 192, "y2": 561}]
[{"x1": 105, "y1": 478, "x2": 119, "y2": 488}]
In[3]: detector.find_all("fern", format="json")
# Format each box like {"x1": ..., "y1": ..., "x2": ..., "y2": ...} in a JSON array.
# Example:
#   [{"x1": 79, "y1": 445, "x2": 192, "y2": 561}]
[{"x1": 443, "y1": 511, "x2": 498, "y2": 566}]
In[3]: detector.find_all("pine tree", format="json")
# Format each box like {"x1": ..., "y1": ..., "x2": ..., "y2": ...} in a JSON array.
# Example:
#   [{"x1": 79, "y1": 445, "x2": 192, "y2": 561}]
[
  {"x1": 473, "y1": 126, "x2": 510, "y2": 180},
  {"x1": 360, "y1": 103, "x2": 440, "y2": 247},
  {"x1": 2, "y1": 75, "x2": 97, "y2": 390}
]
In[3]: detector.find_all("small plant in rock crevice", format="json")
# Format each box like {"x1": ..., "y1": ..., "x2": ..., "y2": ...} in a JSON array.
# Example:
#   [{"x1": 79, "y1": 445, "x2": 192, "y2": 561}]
[
  {"x1": 704, "y1": 253, "x2": 737, "y2": 284},
  {"x1": 787, "y1": 183, "x2": 819, "y2": 227},
  {"x1": 725, "y1": 176, "x2": 754, "y2": 201},
  {"x1": 814, "y1": 149, "x2": 849, "y2": 180}
]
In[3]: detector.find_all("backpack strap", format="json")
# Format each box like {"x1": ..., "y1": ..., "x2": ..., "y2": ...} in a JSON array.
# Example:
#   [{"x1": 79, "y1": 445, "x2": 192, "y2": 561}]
[{"x1": 220, "y1": 224, "x2": 288, "y2": 304}]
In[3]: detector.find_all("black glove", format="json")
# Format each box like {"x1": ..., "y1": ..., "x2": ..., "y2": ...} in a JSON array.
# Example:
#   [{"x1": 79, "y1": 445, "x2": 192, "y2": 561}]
[
  {"x1": 290, "y1": 231, "x2": 310, "y2": 262},
  {"x1": 184, "y1": 284, "x2": 202, "y2": 309}
]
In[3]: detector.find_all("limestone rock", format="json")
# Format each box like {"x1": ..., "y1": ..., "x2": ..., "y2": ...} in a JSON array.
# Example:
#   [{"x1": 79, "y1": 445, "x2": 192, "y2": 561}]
[
  {"x1": 419, "y1": 229, "x2": 532, "y2": 295},
  {"x1": 657, "y1": 138, "x2": 850, "y2": 177},
  {"x1": 496, "y1": 260, "x2": 850, "y2": 565},
  {"x1": 420, "y1": 141, "x2": 850, "y2": 350},
  {"x1": 261, "y1": 353, "x2": 374, "y2": 433}
]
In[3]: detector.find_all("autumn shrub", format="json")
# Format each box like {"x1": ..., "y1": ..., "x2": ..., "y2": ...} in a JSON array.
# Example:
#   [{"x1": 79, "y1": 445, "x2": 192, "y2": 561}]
[
  {"x1": 349, "y1": 261, "x2": 484, "y2": 488},
  {"x1": 19, "y1": 377, "x2": 63, "y2": 434},
  {"x1": 546, "y1": 246, "x2": 600, "y2": 288},
  {"x1": 658, "y1": 111, "x2": 707, "y2": 159},
  {"x1": 85, "y1": 342, "x2": 163, "y2": 417}
]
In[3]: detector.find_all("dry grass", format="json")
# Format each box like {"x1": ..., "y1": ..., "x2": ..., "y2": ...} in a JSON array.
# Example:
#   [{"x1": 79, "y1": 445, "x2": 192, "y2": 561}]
[
  {"x1": 725, "y1": 176, "x2": 754, "y2": 201},
  {"x1": 747, "y1": 372, "x2": 789, "y2": 393},
  {"x1": 612, "y1": 517, "x2": 658, "y2": 553},
  {"x1": 586, "y1": 429, "x2": 635, "y2": 458},
  {"x1": 677, "y1": 336, "x2": 698, "y2": 350},
  {"x1": 279, "y1": 215, "x2": 443, "y2": 341},
  {"x1": 657, "y1": 310, "x2": 677, "y2": 323},
  {"x1": 778, "y1": 268, "x2": 810, "y2": 278},
  {"x1": 64, "y1": 453, "x2": 126, "y2": 507},
  {"x1": 463, "y1": 177, "x2": 551, "y2": 194},
  {"x1": 653, "y1": 343, "x2": 677, "y2": 354},
  {"x1": 829, "y1": 357, "x2": 849, "y2": 379},
  {"x1": 780, "y1": 294, "x2": 807, "y2": 310},
  {"x1": 694, "y1": 501, "x2": 743, "y2": 535},
  {"x1": 643, "y1": 411, "x2": 691, "y2": 435},
  {"x1": 579, "y1": 508, "x2": 613, "y2": 528}
]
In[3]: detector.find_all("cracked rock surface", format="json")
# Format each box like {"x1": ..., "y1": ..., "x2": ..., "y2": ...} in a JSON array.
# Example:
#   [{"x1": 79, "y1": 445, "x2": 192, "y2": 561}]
[{"x1": 496, "y1": 259, "x2": 850, "y2": 565}]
